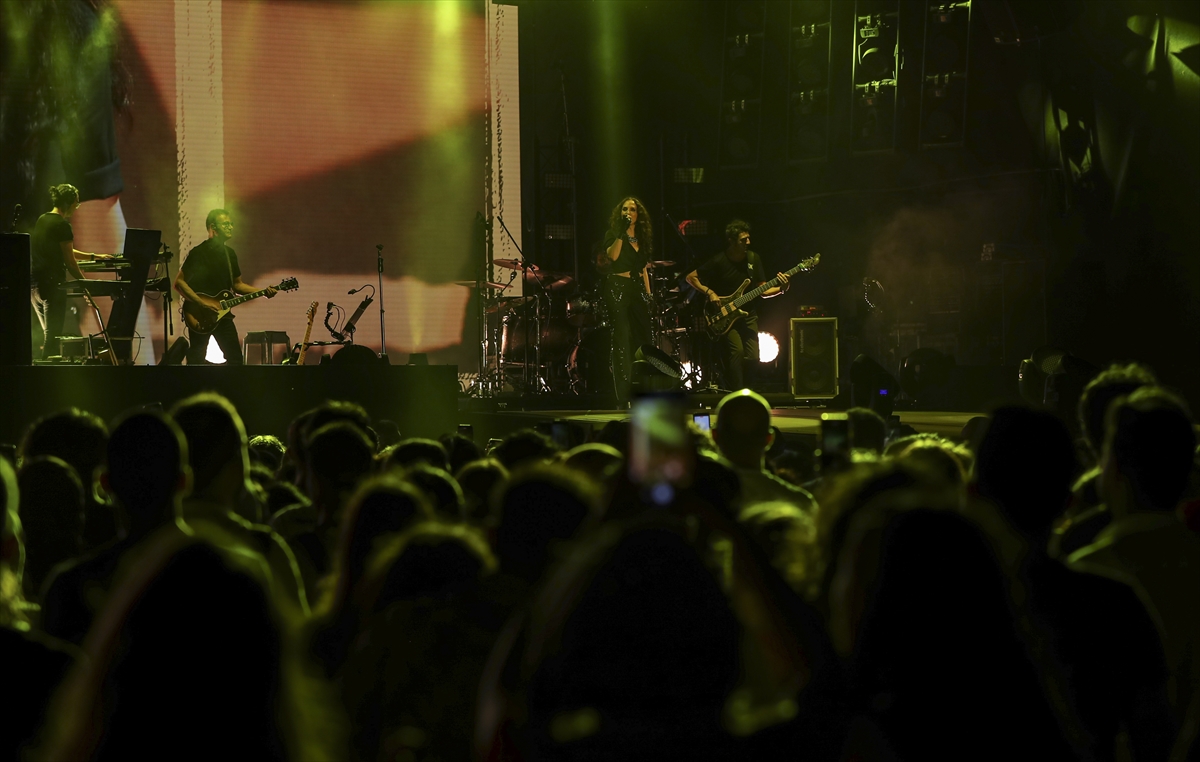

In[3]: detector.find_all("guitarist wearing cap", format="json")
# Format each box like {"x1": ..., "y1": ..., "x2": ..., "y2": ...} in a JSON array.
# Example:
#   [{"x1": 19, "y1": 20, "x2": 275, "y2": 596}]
[
  {"x1": 175, "y1": 209, "x2": 277, "y2": 365},
  {"x1": 685, "y1": 219, "x2": 790, "y2": 390}
]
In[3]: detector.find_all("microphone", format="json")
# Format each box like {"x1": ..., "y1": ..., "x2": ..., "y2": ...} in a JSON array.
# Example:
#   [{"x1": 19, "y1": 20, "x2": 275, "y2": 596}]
[
  {"x1": 348, "y1": 287, "x2": 360, "y2": 295},
  {"x1": 343, "y1": 294, "x2": 374, "y2": 336}
]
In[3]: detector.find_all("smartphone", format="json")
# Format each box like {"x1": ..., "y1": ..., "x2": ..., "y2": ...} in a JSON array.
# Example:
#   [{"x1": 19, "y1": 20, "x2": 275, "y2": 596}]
[
  {"x1": 550, "y1": 421, "x2": 573, "y2": 450},
  {"x1": 692, "y1": 413, "x2": 711, "y2": 432},
  {"x1": 818, "y1": 412, "x2": 851, "y2": 473},
  {"x1": 457, "y1": 423, "x2": 474, "y2": 441},
  {"x1": 630, "y1": 393, "x2": 693, "y2": 495},
  {"x1": 485, "y1": 437, "x2": 503, "y2": 455}
]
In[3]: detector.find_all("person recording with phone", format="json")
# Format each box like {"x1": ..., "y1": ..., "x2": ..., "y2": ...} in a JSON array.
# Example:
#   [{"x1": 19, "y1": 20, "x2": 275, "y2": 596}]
[{"x1": 598, "y1": 196, "x2": 654, "y2": 402}]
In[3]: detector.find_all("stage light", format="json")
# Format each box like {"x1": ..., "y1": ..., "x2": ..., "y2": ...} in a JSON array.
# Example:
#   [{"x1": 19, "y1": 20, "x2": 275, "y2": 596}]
[
  {"x1": 758, "y1": 332, "x2": 779, "y2": 363},
  {"x1": 680, "y1": 362, "x2": 697, "y2": 390},
  {"x1": 205, "y1": 336, "x2": 226, "y2": 364}
]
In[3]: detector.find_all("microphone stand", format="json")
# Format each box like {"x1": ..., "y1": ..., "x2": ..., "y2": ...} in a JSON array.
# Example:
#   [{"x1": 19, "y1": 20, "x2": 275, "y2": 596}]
[{"x1": 376, "y1": 244, "x2": 388, "y2": 362}]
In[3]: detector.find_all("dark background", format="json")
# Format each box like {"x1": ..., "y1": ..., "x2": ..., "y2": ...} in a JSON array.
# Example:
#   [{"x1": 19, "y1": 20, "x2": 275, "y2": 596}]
[{"x1": 512, "y1": 0, "x2": 1200, "y2": 409}]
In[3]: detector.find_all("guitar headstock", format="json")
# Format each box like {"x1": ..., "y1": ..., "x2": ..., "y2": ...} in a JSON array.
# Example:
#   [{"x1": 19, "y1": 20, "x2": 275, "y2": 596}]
[
  {"x1": 278, "y1": 277, "x2": 300, "y2": 292},
  {"x1": 798, "y1": 253, "x2": 820, "y2": 272},
  {"x1": 306, "y1": 300, "x2": 318, "y2": 319}
]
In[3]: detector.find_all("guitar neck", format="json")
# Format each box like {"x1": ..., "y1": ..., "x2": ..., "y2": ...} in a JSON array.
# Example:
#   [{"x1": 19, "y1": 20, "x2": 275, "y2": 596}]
[
  {"x1": 730, "y1": 262, "x2": 807, "y2": 309},
  {"x1": 222, "y1": 287, "x2": 272, "y2": 309}
]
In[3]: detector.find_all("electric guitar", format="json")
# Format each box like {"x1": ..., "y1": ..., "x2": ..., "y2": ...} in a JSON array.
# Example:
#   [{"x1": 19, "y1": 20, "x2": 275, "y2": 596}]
[
  {"x1": 703, "y1": 254, "x2": 820, "y2": 336},
  {"x1": 284, "y1": 301, "x2": 319, "y2": 365},
  {"x1": 182, "y1": 277, "x2": 299, "y2": 333}
]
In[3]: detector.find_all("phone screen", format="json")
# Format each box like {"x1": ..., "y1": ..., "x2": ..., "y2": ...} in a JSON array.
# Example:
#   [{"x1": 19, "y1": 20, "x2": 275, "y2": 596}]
[
  {"x1": 692, "y1": 413, "x2": 711, "y2": 432},
  {"x1": 550, "y1": 421, "x2": 573, "y2": 450},
  {"x1": 630, "y1": 394, "x2": 693, "y2": 492},
  {"x1": 819, "y1": 412, "x2": 850, "y2": 473}
]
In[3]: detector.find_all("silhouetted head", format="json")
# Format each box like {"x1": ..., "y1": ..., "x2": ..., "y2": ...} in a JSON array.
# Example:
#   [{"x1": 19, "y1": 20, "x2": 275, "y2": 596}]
[
  {"x1": 305, "y1": 422, "x2": 375, "y2": 520},
  {"x1": 972, "y1": 405, "x2": 1077, "y2": 538},
  {"x1": 45, "y1": 538, "x2": 287, "y2": 760},
  {"x1": 713, "y1": 389, "x2": 773, "y2": 468},
  {"x1": 847, "y1": 407, "x2": 887, "y2": 454},
  {"x1": 381, "y1": 438, "x2": 449, "y2": 472},
  {"x1": 248, "y1": 434, "x2": 286, "y2": 473},
  {"x1": 1078, "y1": 362, "x2": 1157, "y2": 459},
  {"x1": 439, "y1": 433, "x2": 481, "y2": 474},
  {"x1": 404, "y1": 464, "x2": 464, "y2": 522},
  {"x1": 494, "y1": 464, "x2": 597, "y2": 581},
  {"x1": 17, "y1": 456, "x2": 83, "y2": 595},
  {"x1": 104, "y1": 411, "x2": 190, "y2": 534},
  {"x1": 492, "y1": 429, "x2": 559, "y2": 471},
  {"x1": 170, "y1": 393, "x2": 248, "y2": 499},
  {"x1": 456, "y1": 458, "x2": 509, "y2": 525},
  {"x1": 20, "y1": 407, "x2": 107, "y2": 490},
  {"x1": 333, "y1": 475, "x2": 432, "y2": 603},
  {"x1": 562, "y1": 443, "x2": 623, "y2": 486},
  {"x1": 365, "y1": 523, "x2": 495, "y2": 611},
  {"x1": 594, "y1": 420, "x2": 632, "y2": 458},
  {"x1": 304, "y1": 400, "x2": 376, "y2": 450},
  {"x1": 1102, "y1": 387, "x2": 1196, "y2": 513},
  {"x1": 830, "y1": 506, "x2": 1064, "y2": 758}
]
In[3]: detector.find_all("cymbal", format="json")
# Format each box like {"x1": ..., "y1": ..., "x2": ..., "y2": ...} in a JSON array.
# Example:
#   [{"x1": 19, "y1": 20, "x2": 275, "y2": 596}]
[
  {"x1": 523, "y1": 271, "x2": 574, "y2": 291},
  {"x1": 647, "y1": 260, "x2": 677, "y2": 268},
  {"x1": 493, "y1": 258, "x2": 538, "y2": 272},
  {"x1": 454, "y1": 280, "x2": 510, "y2": 290}
]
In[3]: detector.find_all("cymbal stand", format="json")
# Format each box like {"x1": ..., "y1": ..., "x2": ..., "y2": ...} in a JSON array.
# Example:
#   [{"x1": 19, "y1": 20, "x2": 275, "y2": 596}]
[{"x1": 468, "y1": 274, "x2": 508, "y2": 398}]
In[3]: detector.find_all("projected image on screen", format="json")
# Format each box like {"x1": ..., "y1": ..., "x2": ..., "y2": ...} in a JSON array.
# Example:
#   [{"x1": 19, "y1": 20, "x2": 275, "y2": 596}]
[{"x1": 109, "y1": 0, "x2": 486, "y2": 364}]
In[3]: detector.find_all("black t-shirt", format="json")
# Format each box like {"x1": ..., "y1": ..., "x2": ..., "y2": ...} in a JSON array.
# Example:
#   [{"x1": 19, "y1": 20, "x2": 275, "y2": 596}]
[
  {"x1": 181, "y1": 237, "x2": 241, "y2": 296},
  {"x1": 30, "y1": 212, "x2": 74, "y2": 288},
  {"x1": 696, "y1": 250, "x2": 766, "y2": 303},
  {"x1": 602, "y1": 230, "x2": 648, "y2": 275}
]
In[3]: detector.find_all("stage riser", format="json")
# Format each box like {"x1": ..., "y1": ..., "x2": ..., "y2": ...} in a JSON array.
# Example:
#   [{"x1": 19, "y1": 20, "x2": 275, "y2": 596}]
[{"x1": 0, "y1": 365, "x2": 458, "y2": 444}]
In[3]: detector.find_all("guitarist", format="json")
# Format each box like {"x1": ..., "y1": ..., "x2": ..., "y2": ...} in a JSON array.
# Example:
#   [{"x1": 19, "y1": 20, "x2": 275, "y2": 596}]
[
  {"x1": 685, "y1": 220, "x2": 789, "y2": 390},
  {"x1": 174, "y1": 209, "x2": 277, "y2": 365}
]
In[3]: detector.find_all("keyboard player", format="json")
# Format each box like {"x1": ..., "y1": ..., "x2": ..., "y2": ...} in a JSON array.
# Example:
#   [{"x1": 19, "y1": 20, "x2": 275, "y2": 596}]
[{"x1": 30, "y1": 183, "x2": 115, "y2": 360}]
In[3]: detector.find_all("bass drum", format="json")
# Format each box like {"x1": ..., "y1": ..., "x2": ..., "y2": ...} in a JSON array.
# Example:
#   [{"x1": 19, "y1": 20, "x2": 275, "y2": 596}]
[
  {"x1": 565, "y1": 291, "x2": 608, "y2": 328},
  {"x1": 568, "y1": 325, "x2": 614, "y2": 397},
  {"x1": 501, "y1": 314, "x2": 575, "y2": 363}
]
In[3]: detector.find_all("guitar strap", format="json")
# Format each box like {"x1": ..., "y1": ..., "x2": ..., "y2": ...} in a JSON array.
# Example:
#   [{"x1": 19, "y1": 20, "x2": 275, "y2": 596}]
[{"x1": 224, "y1": 243, "x2": 235, "y2": 292}]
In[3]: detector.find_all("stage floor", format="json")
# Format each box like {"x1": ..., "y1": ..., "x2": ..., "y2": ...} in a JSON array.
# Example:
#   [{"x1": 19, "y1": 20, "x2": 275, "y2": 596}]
[{"x1": 461, "y1": 404, "x2": 981, "y2": 443}]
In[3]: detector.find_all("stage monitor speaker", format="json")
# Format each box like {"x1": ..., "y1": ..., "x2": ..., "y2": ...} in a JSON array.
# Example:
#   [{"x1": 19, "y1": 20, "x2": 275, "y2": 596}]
[
  {"x1": 789, "y1": 317, "x2": 838, "y2": 398},
  {"x1": 0, "y1": 234, "x2": 32, "y2": 366}
]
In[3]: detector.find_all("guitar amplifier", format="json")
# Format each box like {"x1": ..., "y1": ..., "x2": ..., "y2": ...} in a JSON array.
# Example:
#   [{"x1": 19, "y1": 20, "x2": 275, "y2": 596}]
[{"x1": 789, "y1": 317, "x2": 838, "y2": 398}]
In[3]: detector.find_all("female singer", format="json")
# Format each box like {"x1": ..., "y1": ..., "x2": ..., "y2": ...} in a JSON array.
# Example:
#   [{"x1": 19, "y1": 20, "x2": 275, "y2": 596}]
[{"x1": 599, "y1": 196, "x2": 654, "y2": 401}]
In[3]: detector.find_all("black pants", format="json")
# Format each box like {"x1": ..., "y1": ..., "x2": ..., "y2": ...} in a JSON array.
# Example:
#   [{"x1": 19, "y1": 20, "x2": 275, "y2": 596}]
[
  {"x1": 31, "y1": 285, "x2": 67, "y2": 360},
  {"x1": 720, "y1": 313, "x2": 758, "y2": 390},
  {"x1": 186, "y1": 318, "x2": 243, "y2": 365},
  {"x1": 602, "y1": 274, "x2": 652, "y2": 401}
]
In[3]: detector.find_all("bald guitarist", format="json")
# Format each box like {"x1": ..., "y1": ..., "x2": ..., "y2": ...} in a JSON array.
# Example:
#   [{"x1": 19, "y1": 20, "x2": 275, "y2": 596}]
[
  {"x1": 175, "y1": 209, "x2": 277, "y2": 365},
  {"x1": 685, "y1": 219, "x2": 789, "y2": 390}
]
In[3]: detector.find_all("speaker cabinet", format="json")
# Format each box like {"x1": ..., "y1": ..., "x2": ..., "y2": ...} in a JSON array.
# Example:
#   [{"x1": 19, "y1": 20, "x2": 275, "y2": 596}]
[
  {"x1": 789, "y1": 317, "x2": 838, "y2": 398},
  {"x1": 0, "y1": 234, "x2": 32, "y2": 366}
]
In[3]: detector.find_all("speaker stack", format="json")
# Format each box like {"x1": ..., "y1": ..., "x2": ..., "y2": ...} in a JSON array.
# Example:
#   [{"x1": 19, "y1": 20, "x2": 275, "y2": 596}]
[
  {"x1": 789, "y1": 317, "x2": 838, "y2": 398},
  {"x1": 0, "y1": 234, "x2": 32, "y2": 365}
]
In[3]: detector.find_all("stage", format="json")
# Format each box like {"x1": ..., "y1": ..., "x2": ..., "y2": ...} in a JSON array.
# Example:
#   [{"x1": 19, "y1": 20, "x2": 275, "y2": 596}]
[{"x1": 0, "y1": 358, "x2": 983, "y2": 452}]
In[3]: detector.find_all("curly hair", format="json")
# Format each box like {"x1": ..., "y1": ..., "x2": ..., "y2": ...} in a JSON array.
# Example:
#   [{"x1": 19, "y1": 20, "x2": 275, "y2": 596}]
[{"x1": 607, "y1": 196, "x2": 653, "y2": 256}]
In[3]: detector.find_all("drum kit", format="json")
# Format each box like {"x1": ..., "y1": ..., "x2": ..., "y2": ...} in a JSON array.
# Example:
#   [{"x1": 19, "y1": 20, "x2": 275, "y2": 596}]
[{"x1": 467, "y1": 257, "x2": 714, "y2": 397}]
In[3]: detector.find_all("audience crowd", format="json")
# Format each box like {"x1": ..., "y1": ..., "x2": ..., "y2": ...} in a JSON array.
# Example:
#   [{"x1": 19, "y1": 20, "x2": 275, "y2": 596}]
[{"x1": 2, "y1": 361, "x2": 1199, "y2": 761}]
